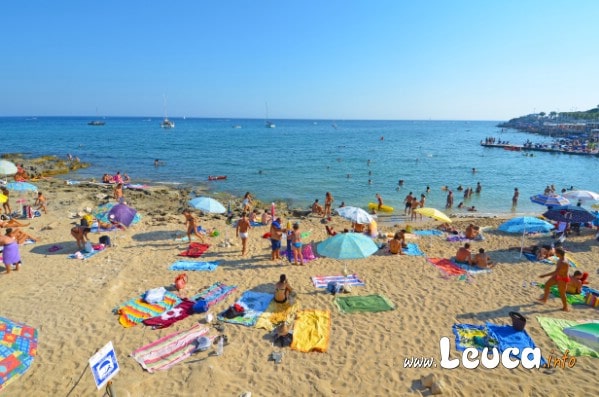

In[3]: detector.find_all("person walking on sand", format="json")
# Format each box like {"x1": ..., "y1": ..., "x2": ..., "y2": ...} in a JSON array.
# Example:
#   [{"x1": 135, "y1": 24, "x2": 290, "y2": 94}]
[
  {"x1": 70, "y1": 225, "x2": 91, "y2": 250},
  {"x1": 291, "y1": 222, "x2": 304, "y2": 265},
  {"x1": 182, "y1": 209, "x2": 205, "y2": 243},
  {"x1": 236, "y1": 211, "x2": 251, "y2": 256},
  {"x1": 323, "y1": 192, "x2": 334, "y2": 220},
  {"x1": 512, "y1": 188, "x2": 519, "y2": 208},
  {"x1": 0, "y1": 230, "x2": 21, "y2": 273},
  {"x1": 539, "y1": 247, "x2": 570, "y2": 311},
  {"x1": 1, "y1": 186, "x2": 11, "y2": 215},
  {"x1": 34, "y1": 191, "x2": 47, "y2": 214}
]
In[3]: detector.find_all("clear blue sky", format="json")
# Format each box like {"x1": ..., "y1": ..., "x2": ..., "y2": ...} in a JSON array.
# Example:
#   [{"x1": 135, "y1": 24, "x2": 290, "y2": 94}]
[{"x1": 2, "y1": 1, "x2": 598, "y2": 120}]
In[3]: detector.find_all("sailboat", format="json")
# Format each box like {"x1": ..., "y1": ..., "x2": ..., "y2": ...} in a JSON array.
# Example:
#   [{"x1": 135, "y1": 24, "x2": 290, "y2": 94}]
[
  {"x1": 160, "y1": 95, "x2": 175, "y2": 129},
  {"x1": 88, "y1": 107, "x2": 105, "y2": 126},
  {"x1": 265, "y1": 102, "x2": 276, "y2": 128}
]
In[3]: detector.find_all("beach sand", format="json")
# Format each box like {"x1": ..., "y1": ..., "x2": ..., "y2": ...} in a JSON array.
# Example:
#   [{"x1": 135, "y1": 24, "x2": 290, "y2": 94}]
[{"x1": 2, "y1": 179, "x2": 598, "y2": 397}]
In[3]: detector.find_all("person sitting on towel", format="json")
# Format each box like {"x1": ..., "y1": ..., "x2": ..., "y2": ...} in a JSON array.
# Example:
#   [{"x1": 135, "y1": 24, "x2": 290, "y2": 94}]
[
  {"x1": 473, "y1": 248, "x2": 494, "y2": 269},
  {"x1": 455, "y1": 243, "x2": 473, "y2": 264},
  {"x1": 274, "y1": 274, "x2": 293, "y2": 304},
  {"x1": 389, "y1": 230, "x2": 406, "y2": 255},
  {"x1": 311, "y1": 199, "x2": 324, "y2": 215},
  {"x1": 566, "y1": 270, "x2": 588, "y2": 294}
]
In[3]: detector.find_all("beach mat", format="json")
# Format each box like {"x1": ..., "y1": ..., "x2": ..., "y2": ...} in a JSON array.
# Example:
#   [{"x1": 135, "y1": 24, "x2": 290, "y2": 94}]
[
  {"x1": 131, "y1": 323, "x2": 211, "y2": 373},
  {"x1": 311, "y1": 274, "x2": 365, "y2": 289},
  {"x1": 142, "y1": 299, "x2": 195, "y2": 330},
  {"x1": 255, "y1": 300, "x2": 301, "y2": 331},
  {"x1": 0, "y1": 317, "x2": 38, "y2": 392},
  {"x1": 427, "y1": 258, "x2": 467, "y2": 276},
  {"x1": 114, "y1": 291, "x2": 181, "y2": 328},
  {"x1": 536, "y1": 317, "x2": 599, "y2": 358},
  {"x1": 404, "y1": 243, "x2": 424, "y2": 256},
  {"x1": 178, "y1": 243, "x2": 210, "y2": 258},
  {"x1": 452, "y1": 323, "x2": 497, "y2": 351},
  {"x1": 217, "y1": 291, "x2": 273, "y2": 327},
  {"x1": 413, "y1": 229, "x2": 443, "y2": 236},
  {"x1": 190, "y1": 282, "x2": 237, "y2": 311},
  {"x1": 486, "y1": 323, "x2": 547, "y2": 366},
  {"x1": 334, "y1": 294, "x2": 394, "y2": 314},
  {"x1": 290, "y1": 310, "x2": 331, "y2": 353},
  {"x1": 169, "y1": 260, "x2": 219, "y2": 272}
]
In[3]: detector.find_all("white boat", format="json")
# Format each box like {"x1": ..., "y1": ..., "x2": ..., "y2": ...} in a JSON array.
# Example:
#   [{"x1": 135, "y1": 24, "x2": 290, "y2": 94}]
[
  {"x1": 160, "y1": 95, "x2": 175, "y2": 129},
  {"x1": 265, "y1": 102, "x2": 276, "y2": 128}
]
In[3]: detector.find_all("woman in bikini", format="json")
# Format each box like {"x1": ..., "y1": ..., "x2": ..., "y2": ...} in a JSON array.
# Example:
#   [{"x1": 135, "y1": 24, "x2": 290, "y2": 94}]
[
  {"x1": 182, "y1": 209, "x2": 205, "y2": 243},
  {"x1": 274, "y1": 274, "x2": 293, "y2": 303},
  {"x1": 539, "y1": 247, "x2": 570, "y2": 311},
  {"x1": 1, "y1": 187, "x2": 11, "y2": 215},
  {"x1": 323, "y1": 192, "x2": 333, "y2": 220},
  {"x1": 291, "y1": 223, "x2": 304, "y2": 265}
]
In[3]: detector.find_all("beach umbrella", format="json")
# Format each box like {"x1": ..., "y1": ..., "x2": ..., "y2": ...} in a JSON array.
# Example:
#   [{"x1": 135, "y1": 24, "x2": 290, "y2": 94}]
[
  {"x1": 0, "y1": 159, "x2": 18, "y2": 176},
  {"x1": 563, "y1": 323, "x2": 599, "y2": 352},
  {"x1": 188, "y1": 197, "x2": 226, "y2": 214},
  {"x1": 335, "y1": 206, "x2": 375, "y2": 224},
  {"x1": 5, "y1": 181, "x2": 38, "y2": 192},
  {"x1": 562, "y1": 190, "x2": 599, "y2": 203},
  {"x1": 108, "y1": 203, "x2": 138, "y2": 227},
  {"x1": 498, "y1": 216, "x2": 554, "y2": 258},
  {"x1": 317, "y1": 233, "x2": 378, "y2": 260},
  {"x1": 542, "y1": 205, "x2": 595, "y2": 224},
  {"x1": 413, "y1": 207, "x2": 452, "y2": 223},
  {"x1": 530, "y1": 194, "x2": 570, "y2": 206}
]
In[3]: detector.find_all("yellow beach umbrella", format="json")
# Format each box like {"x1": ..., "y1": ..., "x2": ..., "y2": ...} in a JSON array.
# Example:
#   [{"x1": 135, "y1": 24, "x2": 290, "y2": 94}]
[{"x1": 414, "y1": 207, "x2": 452, "y2": 223}]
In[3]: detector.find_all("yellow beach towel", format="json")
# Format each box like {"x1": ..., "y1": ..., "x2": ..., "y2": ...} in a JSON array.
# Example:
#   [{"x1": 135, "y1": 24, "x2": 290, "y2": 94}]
[
  {"x1": 291, "y1": 309, "x2": 331, "y2": 353},
  {"x1": 255, "y1": 300, "x2": 301, "y2": 331}
]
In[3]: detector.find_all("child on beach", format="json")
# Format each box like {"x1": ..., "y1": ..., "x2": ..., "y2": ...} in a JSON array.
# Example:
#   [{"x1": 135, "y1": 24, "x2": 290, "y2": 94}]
[
  {"x1": 34, "y1": 191, "x2": 47, "y2": 214},
  {"x1": 236, "y1": 211, "x2": 251, "y2": 256},
  {"x1": 270, "y1": 220, "x2": 283, "y2": 261},
  {"x1": 113, "y1": 183, "x2": 124, "y2": 203},
  {"x1": 291, "y1": 223, "x2": 304, "y2": 265},
  {"x1": 539, "y1": 247, "x2": 570, "y2": 311},
  {"x1": 182, "y1": 209, "x2": 205, "y2": 243},
  {"x1": 1, "y1": 187, "x2": 10, "y2": 215},
  {"x1": 70, "y1": 225, "x2": 91, "y2": 250}
]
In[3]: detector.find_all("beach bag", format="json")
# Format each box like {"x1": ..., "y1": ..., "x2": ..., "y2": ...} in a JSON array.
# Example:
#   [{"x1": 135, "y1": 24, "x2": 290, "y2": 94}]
[
  {"x1": 23, "y1": 205, "x2": 32, "y2": 219},
  {"x1": 192, "y1": 299, "x2": 209, "y2": 313},
  {"x1": 174, "y1": 273, "x2": 188, "y2": 291},
  {"x1": 99, "y1": 235, "x2": 111, "y2": 247},
  {"x1": 223, "y1": 303, "x2": 245, "y2": 319},
  {"x1": 509, "y1": 311, "x2": 526, "y2": 331},
  {"x1": 327, "y1": 281, "x2": 344, "y2": 295}
]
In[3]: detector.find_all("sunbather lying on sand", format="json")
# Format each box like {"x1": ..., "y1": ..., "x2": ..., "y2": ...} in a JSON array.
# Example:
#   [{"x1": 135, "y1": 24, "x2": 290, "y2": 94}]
[
  {"x1": 0, "y1": 219, "x2": 30, "y2": 228},
  {"x1": 6, "y1": 227, "x2": 38, "y2": 245}
]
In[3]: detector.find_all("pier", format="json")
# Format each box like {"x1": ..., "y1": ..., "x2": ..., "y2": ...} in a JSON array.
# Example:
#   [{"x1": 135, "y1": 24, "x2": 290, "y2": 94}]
[{"x1": 480, "y1": 142, "x2": 599, "y2": 157}]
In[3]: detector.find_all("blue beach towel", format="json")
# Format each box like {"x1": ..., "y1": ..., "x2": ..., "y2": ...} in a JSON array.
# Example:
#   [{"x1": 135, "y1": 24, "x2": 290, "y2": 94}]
[
  {"x1": 486, "y1": 323, "x2": 547, "y2": 366},
  {"x1": 217, "y1": 291, "x2": 274, "y2": 327},
  {"x1": 68, "y1": 249, "x2": 103, "y2": 260},
  {"x1": 452, "y1": 323, "x2": 497, "y2": 352},
  {"x1": 168, "y1": 261, "x2": 219, "y2": 272},
  {"x1": 452, "y1": 259, "x2": 492, "y2": 274},
  {"x1": 523, "y1": 252, "x2": 577, "y2": 268},
  {"x1": 403, "y1": 243, "x2": 424, "y2": 256},
  {"x1": 413, "y1": 230, "x2": 443, "y2": 236}
]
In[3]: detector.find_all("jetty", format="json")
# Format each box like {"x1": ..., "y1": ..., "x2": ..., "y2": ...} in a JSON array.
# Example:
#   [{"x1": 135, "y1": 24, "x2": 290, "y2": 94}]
[{"x1": 480, "y1": 142, "x2": 599, "y2": 157}]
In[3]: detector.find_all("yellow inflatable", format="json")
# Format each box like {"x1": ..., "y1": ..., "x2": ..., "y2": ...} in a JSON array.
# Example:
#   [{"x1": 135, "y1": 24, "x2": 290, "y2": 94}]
[{"x1": 367, "y1": 203, "x2": 394, "y2": 213}]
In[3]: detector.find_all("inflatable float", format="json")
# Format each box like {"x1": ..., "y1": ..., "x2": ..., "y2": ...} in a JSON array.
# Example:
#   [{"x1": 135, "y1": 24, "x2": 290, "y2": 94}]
[
  {"x1": 368, "y1": 203, "x2": 394, "y2": 213},
  {"x1": 563, "y1": 322, "x2": 599, "y2": 352},
  {"x1": 208, "y1": 175, "x2": 227, "y2": 181}
]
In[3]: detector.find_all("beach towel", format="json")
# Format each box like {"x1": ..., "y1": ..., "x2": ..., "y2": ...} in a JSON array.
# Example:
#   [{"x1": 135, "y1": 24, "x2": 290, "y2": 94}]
[
  {"x1": 311, "y1": 274, "x2": 365, "y2": 289},
  {"x1": 142, "y1": 299, "x2": 195, "y2": 329},
  {"x1": 178, "y1": 242, "x2": 210, "y2": 258},
  {"x1": 290, "y1": 310, "x2": 331, "y2": 353},
  {"x1": 217, "y1": 291, "x2": 273, "y2": 326},
  {"x1": 334, "y1": 294, "x2": 395, "y2": 314},
  {"x1": 168, "y1": 260, "x2": 219, "y2": 272},
  {"x1": 131, "y1": 323, "x2": 211, "y2": 373},
  {"x1": 255, "y1": 300, "x2": 301, "y2": 331},
  {"x1": 114, "y1": 291, "x2": 181, "y2": 328},
  {"x1": 523, "y1": 253, "x2": 577, "y2": 268},
  {"x1": 0, "y1": 317, "x2": 38, "y2": 392},
  {"x1": 452, "y1": 323, "x2": 497, "y2": 352},
  {"x1": 536, "y1": 317, "x2": 599, "y2": 358},
  {"x1": 486, "y1": 323, "x2": 547, "y2": 366},
  {"x1": 413, "y1": 229, "x2": 443, "y2": 236},
  {"x1": 452, "y1": 260, "x2": 492, "y2": 274},
  {"x1": 537, "y1": 284, "x2": 589, "y2": 305},
  {"x1": 403, "y1": 243, "x2": 424, "y2": 256},
  {"x1": 427, "y1": 258, "x2": 467, "y2": 276},
  {"x1": 190, "y1": 282, "x2": 237, "y2": 311}
]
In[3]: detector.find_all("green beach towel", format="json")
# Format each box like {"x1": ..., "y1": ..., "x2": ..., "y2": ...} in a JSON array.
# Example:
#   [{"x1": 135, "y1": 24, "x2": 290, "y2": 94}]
[
  {"x1": 536, "y1": 317, "x2": 599, "y2": 358},
  {"x1": 538, "y1": 284, "x2": 587, "y2": 305},
  {"x1": 334, "y1": 294, "x2": 394, "y2": 314}
]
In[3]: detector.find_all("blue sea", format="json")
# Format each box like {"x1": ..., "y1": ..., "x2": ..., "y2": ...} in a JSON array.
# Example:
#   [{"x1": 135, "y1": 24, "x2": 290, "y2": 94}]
[{"x1": 2, "y1": 117, "x2": 598, "y2": 215}]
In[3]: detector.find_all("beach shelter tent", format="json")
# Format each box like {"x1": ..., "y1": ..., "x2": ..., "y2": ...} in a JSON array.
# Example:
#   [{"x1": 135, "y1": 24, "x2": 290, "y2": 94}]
[
  {"x1": 563, "y1": 323, "x2": 599, "y2": 352},
  {"x1": 108, "y1": 203, "x2": 138, "y2": 227}
]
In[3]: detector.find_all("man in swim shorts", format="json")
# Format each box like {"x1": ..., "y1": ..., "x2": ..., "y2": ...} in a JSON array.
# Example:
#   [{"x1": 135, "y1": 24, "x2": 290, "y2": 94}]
[
  {"x1": 404, "y1": 192, "x2": 413, "y2": 215},
  {"x1": 455, "y1": 243, "x2": 473, "y2": 265},
  {"x1": 236, "y1": 212, "x2": 251, "y2": 256}
]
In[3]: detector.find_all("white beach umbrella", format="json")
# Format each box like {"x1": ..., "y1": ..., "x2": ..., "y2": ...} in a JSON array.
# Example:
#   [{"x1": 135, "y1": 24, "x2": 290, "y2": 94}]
[
  {"x1": 562, "y1": 190, "x2": 599, "y2": 203},
  {"x1": 0, "y1": 159, "x2": 18, "y2": 176}
]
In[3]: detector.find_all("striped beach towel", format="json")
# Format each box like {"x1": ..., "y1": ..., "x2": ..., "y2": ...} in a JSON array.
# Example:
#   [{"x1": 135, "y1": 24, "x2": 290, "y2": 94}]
[
  {"x1": 0, "y1": 317, "x2": 38, "y2": 392},
  {"x1": 311, "y1": 274, "x2": 365, "y2": 289},
  {"x1": 169, "y1": 261, "x2": 219, "y2": 272},
  {"x1": 217, "y1": 291, "x2": 273, "y2": 327},
  {"x1": 114, "y1": 291, "x2": 181, "y2": 328},
  {"x1": 291, "y1": 310, "x2": 331, "y2": 353},
  {"x1": 190, "y1": 282, "x2": 237, "y2": 310},
  {"x1": 131, "y1": 323, "x2": 211, "y2": 373},
  {"x1": 427, "y1": 258, "x2": 467, "y2": 276}
]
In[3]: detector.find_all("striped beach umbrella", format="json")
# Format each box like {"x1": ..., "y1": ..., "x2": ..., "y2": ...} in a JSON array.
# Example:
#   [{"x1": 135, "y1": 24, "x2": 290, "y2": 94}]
[{"x1": 530, "y1": 194, "x2": 569, "y2": 207}]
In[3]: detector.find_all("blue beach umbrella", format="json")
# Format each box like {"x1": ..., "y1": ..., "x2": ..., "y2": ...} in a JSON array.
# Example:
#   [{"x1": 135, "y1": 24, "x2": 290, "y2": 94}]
[
  {"x1": 5, "y1": 181, "x2": 38, "y2": 192},
  {"x1": 498, "y1": 217, "x2": 554, "y2": 234},
  {"x1": 530, "y1": 194, "x2": 570, "y2": 207},
  {"x1": 317, "y1": 233, "x2": 378, "y2": 260},
  {"x1": 543, "y1": 205, "x2": 595, "y2": 224},
  {"x1": 188, "y1": 197, "x2": 226, "y2": 214}
]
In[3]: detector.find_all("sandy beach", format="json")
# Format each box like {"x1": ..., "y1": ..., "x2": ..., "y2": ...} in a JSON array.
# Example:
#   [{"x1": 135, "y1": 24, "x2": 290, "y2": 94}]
[{"x1": 2, "y1": 178, "x2": 599, "y2": 397}]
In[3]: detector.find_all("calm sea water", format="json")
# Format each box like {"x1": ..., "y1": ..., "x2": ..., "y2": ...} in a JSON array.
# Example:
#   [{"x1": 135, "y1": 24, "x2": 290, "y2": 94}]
[{"x1": 2, "y1": 117, "x2": 598, "y2": 215}]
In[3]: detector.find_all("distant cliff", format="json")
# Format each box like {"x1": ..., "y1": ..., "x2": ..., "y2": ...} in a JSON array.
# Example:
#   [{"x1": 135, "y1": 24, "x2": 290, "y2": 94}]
[{"x1": 498, "y1": 106, "x2": 599, "y2": 137}]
